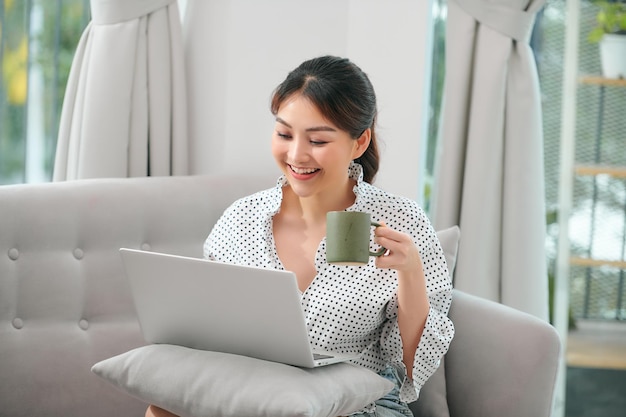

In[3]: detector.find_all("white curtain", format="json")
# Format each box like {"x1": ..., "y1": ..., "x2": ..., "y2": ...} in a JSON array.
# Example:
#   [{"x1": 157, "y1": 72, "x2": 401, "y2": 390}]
[
  {"x1": 432, "y1": 0, "x2": 548, "y2": 320},
  {"x1": 53, "y1": 0, "x2": 188, "y2": 180}
]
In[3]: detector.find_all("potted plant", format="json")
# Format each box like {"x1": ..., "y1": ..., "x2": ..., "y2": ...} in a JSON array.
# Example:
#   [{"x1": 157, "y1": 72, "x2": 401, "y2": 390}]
[{"x1": 588, "y1": 0, "x2": 626, "y2": 79}]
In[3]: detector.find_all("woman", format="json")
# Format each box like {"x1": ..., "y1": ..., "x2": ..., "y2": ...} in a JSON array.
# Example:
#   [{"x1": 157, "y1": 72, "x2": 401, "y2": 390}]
[{"x1": 147, "y1": 55, "x2": 454, "y2": 417}]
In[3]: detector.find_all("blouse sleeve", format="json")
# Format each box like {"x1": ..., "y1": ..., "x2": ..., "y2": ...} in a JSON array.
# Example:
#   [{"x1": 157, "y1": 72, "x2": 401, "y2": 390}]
[
  {"x1": 380, "y1": 206, "x2": 455, "y2": 402},
  {"x1": 203, "y1": 189, "x2": 277, "y2": 267},
  {"x1": 203, "y1": 202, "x2": 240, "y2": 261}
]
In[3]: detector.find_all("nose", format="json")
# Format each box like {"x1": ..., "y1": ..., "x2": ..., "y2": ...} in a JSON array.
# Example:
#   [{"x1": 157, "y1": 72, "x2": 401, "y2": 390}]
[{"x1": 287, "y1": 137, "x2": 309, "y2": 163}]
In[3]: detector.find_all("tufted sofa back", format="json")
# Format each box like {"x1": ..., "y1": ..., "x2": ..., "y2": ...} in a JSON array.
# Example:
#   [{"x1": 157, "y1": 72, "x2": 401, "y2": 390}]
[{"x1": 0, "y1": 174, "x2": 274, "y2": 417}]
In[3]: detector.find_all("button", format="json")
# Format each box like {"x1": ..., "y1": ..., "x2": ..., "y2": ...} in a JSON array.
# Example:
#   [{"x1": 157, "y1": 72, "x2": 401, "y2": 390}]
[
  {"x1": 8, "y1": 248, "x2": 19, "y2": 260},
  {"x1": 141, "y1": 243, "x2": 151, "y2": 251},
  {"x1": 73, "y1": 248, "x2": 84, "y2": 260},
  {"x1": 12, "y1": 318, "x2": 23, "y2": 329},
  {"x1": 79, "y1": 319, "x2": 89, "y2": 330}
]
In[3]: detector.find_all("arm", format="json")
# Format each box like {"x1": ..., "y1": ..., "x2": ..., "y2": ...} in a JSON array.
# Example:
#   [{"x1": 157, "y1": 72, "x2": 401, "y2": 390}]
[
  {"x1": 375, "y1": 212, "x2": 454, "y2": 401},
  {"x1": 374, "y1": 226, "x2": 430, "y2": 379}
]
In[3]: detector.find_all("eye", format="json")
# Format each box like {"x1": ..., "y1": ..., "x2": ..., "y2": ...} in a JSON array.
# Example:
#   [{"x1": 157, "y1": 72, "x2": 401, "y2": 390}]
[
  {"x1": 276, "y1": 131, "x2": 292, "y2": 139},
  {"x1": 310, "y1": 140, "x2": 327, "y2": 146}
]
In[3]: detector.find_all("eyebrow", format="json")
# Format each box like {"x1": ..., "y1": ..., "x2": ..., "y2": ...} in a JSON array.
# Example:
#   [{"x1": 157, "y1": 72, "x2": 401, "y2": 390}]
[{"x1": 275, "y1": 117, "x2": 337, "y2": 132}]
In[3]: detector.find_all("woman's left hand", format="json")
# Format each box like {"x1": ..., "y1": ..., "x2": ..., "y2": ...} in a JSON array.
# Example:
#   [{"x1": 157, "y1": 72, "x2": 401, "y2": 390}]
[{"x1": 373, "y1": 224, "x2": 423, "y2": 273}]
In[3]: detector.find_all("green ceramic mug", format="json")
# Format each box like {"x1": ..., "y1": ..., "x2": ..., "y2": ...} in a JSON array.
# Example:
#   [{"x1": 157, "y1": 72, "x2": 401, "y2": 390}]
[{"x1": 326, "y1": 211, "x2": 386, "y2": 266}]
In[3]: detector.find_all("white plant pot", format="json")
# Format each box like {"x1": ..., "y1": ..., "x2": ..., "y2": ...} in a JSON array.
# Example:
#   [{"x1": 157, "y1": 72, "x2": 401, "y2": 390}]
[{"x1": 599, "y1": 34, "x2": 626, "y2": 79}]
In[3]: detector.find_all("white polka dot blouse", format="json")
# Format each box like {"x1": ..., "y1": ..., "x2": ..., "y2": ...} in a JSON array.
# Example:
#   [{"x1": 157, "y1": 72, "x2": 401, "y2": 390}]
[{"x1": 204, "y1": 162, "x2": 454, "y2": 406}]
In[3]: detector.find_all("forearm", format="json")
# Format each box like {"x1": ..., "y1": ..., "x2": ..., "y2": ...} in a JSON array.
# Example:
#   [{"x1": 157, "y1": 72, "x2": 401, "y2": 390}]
[
  {"x1": 373, "y1": 224, "x2": 433, "y2": 379},
  {"x1": 397, "y1": 267, "x2": 430, "y2": 380}
]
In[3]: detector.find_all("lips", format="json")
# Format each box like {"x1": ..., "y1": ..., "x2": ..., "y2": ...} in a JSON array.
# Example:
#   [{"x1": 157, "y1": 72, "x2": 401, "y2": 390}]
[
  {"x1": 288, "y1": 164, "x2": 320, "y2": 179},
  {"x1": 289, "y1": 165, "x2": 319, "y2": 174}
]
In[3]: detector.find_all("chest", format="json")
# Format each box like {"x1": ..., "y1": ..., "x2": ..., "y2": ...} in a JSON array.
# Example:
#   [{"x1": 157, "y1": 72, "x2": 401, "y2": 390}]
[{"x1": 273, "y1": 218, "x2": 325, "y2": 293}]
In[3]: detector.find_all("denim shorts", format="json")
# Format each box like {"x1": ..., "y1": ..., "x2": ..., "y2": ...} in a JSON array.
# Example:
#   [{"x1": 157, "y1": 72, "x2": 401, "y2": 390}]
[{"x1": 350, "y1": 366, "x2": 414, "y2": 417}]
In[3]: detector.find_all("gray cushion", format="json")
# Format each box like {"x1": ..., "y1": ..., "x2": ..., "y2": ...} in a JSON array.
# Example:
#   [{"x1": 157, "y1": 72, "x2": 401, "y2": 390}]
[
  {"x1": 436, "y1": 225, "x2": 460, "y2": 281},
  {"x1": 92, "y1": 344, "x2": 394, "y2": 417}
]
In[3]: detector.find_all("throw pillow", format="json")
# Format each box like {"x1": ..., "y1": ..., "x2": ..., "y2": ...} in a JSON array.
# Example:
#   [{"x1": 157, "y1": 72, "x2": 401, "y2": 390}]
[
  {"x1": 436, "y1": 225, "x2": 460, "y2": 282},
  {"x1": 92, "y1": 344, "x2": 394, "y2": 417}
]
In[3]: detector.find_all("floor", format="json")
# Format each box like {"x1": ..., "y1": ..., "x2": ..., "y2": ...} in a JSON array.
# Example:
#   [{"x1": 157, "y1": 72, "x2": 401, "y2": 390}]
[
  {"x1": 565, "y1": 366, "x2": 626, "y2": 417},
  {"x1": 566, "y1": 319, "x2": 626, "y2": 370},
  {"x1": 564, "y1": 319, "x2": 626, "y2": 417}
]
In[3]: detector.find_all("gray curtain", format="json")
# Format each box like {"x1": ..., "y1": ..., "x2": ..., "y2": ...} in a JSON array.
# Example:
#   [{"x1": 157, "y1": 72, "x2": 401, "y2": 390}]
[
  {"x1": 431, "y1": 0, "x2": 548, "y2": 320},
  {"x1": 53, "y1": 0, "x2": 188, "y2": 180}
]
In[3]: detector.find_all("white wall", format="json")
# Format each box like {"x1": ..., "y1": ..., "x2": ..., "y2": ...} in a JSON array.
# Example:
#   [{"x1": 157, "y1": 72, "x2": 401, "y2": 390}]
[{"x1": 183, "y1": 0, "x2": 433, "y2": 202}]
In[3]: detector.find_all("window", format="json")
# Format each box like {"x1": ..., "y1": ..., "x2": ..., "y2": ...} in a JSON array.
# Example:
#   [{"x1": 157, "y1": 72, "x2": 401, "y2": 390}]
[
  {"x1": 536, "y1": 0, "x2": 626, "y2": 322},
  {"x1": 423, "y1": 0, "x2": 446, "y2": 213},
  {"x1": 0, "y1": 0, "x2": 89, "y2": 184}
]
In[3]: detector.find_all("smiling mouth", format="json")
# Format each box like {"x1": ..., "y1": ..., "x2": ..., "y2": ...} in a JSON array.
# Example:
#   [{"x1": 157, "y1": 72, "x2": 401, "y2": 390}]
[{"x1": 289, "y1": 165, "x2": 320, "y2": 175}]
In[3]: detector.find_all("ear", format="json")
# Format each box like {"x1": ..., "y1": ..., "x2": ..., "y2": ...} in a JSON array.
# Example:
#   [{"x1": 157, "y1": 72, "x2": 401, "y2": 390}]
[{"x1": 352, "y1": 128, "x2": 371, "y2": 160}]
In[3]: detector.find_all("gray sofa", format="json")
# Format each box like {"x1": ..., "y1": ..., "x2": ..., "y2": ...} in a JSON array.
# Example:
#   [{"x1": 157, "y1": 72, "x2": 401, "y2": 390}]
[{"x1": 0, "y1": 175, "x2": 561, "y2": 417}]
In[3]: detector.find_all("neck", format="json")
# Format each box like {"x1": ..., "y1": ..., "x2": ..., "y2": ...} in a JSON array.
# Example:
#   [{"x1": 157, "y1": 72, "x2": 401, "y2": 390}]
[{"x1": 282, "y1": 179, "x2": 356, "y2": 223}]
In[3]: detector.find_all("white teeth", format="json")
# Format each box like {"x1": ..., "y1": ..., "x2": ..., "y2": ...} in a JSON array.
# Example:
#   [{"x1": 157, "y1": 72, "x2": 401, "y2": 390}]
[{"x1": 290, "y1": 165, "x2": 318, "y2": 174}]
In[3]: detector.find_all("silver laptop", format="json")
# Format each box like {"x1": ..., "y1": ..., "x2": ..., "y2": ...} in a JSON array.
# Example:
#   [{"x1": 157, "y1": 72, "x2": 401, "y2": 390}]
[{"x1": 119, "y1": 248, "x2": 359, "y2": 368}]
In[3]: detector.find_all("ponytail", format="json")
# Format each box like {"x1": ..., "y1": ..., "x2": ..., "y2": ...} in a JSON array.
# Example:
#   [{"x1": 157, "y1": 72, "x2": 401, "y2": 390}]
[{"x1": 355, "y1": 124, "x2": 380, "y2": 184}]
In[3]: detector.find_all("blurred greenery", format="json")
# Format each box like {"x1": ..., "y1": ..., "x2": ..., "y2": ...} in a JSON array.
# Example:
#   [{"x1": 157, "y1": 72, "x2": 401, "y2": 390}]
[
  {"x1": 0, "y1": 0, "x2": 89, "y2": 184},
  {"x1": 588, "y1": 0, "x2": 626, "y2": 43}
]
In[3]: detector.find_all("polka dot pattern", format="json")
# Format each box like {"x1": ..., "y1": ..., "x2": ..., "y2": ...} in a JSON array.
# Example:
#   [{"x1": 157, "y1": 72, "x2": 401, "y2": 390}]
[{"x1": 204, "y1": 162, "x2": 454, "y2": 405}]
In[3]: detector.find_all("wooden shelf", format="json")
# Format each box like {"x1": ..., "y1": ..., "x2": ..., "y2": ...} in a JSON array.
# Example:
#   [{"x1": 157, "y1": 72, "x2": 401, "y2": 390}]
[
  {"x1": 574, "y1": 164, "x2": 626, "y2": 178},
  {"x1": 578, "y1": 75, "x2": 626, "y2": 87},
  {"x1": 570, "y1": 256, "x2": 626, "y2": 269}
]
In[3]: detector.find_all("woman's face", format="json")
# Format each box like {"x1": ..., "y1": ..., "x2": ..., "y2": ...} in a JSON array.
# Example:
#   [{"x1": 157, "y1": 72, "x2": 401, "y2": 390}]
[{"x1": 271, "y1": 94, "x2": 369, "y2": 201}]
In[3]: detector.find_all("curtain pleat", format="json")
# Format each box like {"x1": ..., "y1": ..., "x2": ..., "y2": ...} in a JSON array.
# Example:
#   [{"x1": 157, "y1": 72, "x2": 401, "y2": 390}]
[
  {"x1": 432, "y1": 0, "x2": 548, "y2": 320},
  {"x1": 53, "y1": 0, "x2": 188, "y2": 180}
]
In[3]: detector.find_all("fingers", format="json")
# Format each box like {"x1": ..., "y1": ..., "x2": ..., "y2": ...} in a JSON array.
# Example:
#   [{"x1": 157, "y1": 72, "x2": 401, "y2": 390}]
[
  {"x1": 374, "y1": 224, "x2": 411, "y2": 248},
  {"x1": 373, "y1": 225, "x2": 421, "y2": 271}
]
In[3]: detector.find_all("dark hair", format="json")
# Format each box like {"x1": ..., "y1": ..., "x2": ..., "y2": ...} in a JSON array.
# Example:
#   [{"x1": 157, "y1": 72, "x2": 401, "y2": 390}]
[{"x1": 270, "y1": 56, "x2": 380, "y2": 183}]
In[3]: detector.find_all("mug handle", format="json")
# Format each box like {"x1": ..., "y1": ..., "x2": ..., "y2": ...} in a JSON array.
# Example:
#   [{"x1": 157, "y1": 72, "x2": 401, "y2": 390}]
[{"x1": 370, "y1": 221, "x2": 386, "y2": 257}]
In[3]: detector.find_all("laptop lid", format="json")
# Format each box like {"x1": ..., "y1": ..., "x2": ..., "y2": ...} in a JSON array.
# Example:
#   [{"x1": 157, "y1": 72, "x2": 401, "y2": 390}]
[{"x1": 119, "y1": 248, "x2": 357, "y2": 368}]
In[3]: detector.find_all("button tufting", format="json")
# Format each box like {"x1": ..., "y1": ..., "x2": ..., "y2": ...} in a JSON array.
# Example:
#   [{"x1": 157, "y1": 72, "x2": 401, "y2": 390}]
[
  {"x1": 73, "y1": 248, "x2": 84, "y2": 260},
  {"x1": 79, "y1": 319, "x2": 89, "y2": 330},
  {"x1": 12, "y1": 318, "x2": 23, "y2": 329},
  {"x1": 8, "y1": 248, "x2": 19, "y2": 260},
  {"x1": 141, "y1": 243, "x2": 151, "y2": 251}
]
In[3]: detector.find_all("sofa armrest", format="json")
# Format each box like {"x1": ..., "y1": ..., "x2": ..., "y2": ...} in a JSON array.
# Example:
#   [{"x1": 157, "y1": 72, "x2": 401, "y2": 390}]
[{"x1": 445, "y1": 290, "x2": 561, "y2": 417}]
